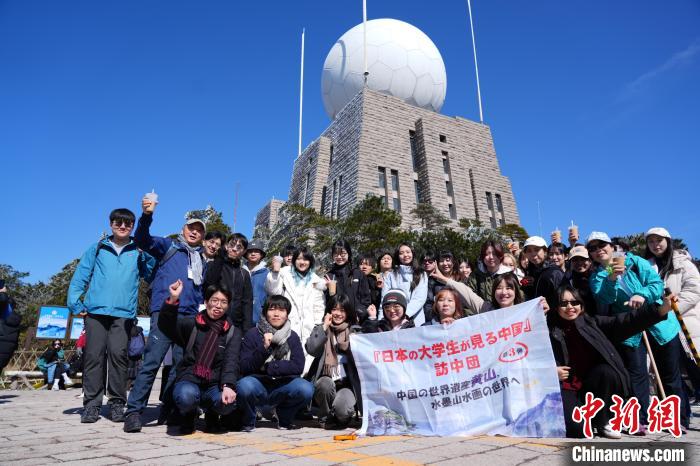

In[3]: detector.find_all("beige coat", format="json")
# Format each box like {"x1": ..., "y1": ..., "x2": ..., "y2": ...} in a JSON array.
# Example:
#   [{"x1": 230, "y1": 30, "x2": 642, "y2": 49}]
[{"x1": 650, "y1": 250, "x2": 700, "y2": 348}]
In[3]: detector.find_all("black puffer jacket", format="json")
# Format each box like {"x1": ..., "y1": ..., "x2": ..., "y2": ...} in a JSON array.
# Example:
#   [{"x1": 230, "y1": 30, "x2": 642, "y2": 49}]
[
  {"x1": 548, "y1": 304, "x2": 667, "y2": 397},
  {"x1": 326, "y1": 264, "x2": 371, "y2": 322},
  {"x1": 204, "y1": 257, "x2": 253, "y2": 332},
  {"x1": 523, "y1": 262, "x2": 564, "y2": 309},
  {"x1": 0, "y1": 310, "x2": 21, "y2": 371},
  {"x1": 158, "y1": 300, "x2": 242, "y2": 388}
]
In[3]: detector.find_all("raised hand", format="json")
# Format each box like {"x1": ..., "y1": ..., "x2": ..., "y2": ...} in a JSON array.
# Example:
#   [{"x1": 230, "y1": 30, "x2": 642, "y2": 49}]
[{"x1": 169, "y1": 279, "x2": 183, "y2": 301}]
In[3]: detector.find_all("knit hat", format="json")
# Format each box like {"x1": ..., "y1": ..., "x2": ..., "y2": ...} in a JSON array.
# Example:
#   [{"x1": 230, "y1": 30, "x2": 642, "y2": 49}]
[{"x1": 382, "y1": 289, "x2": 408, "y2": 311}]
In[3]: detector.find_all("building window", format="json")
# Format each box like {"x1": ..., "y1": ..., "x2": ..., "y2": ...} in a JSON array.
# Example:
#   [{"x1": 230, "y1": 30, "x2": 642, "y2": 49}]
[
  {"x1": 380, "y1": 195, "x2": 387, "y2": 206},
  {"x1": 329, "y1": 144, "x2": 334, "y2": 164},
  {"x1": 445, "y1": 181, "x2": 453, "y2": 197},
  {"x1": 449, "y1": 203, "x2": 457, "y2": 220},
  {"x1": 486, "y1": 192, "x2": 494, "y2": 210},
  {"x1": 439, "y1": 134, "x2": 447, "y2": 143},
  {"x1": 320, "y1": 186, "x2": 327, "y2": 216},
  {"x1": 495, "y1": 194, "x2": 503, "y2": 212},
  {"x1": 390, "y1": 170, "x2": 399, "y2": 191},
  {"x1": 490, "y1": 217, "x2": 497, "y2": 229},
  {"x1": 393, "y1": 197, "x2": 401, "y2": 212},
  {"x1": 414, "y1": 180, "x2": 421, "y2": 203},
  {"x1": 409, "y1": 130, "x2": 419, "y2": 171},
  {"x1": 336, "y1": 176, "x2": 343, "y2": 218},
  {"x1": 499, "y1": 218, "x2": 505, "y2": 227},
  {"x1": 303, "y1": 173, "x2": 311, "y2": 207},
  {"x1": 378, "y1": 167, "x2": 386, "y2": 188},
  {"x1": 331, "y1": 180, "x2": 338, "y2": 219}
]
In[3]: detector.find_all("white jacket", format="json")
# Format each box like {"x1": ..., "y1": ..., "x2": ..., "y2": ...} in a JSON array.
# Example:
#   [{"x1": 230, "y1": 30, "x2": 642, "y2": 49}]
[
  {"x1": 650, "y1": 250, "x2": 700, "y2": 349},
  {"x1": 265, "y1": 267, "x2": 326, "y2": 373}
]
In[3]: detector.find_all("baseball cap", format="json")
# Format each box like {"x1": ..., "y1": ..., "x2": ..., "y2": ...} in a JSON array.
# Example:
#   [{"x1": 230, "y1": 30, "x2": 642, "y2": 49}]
[
  {"x1": 645, "y1": 227, "x2": 671, "y2": 239},
  {"x1": 523, "y1": 236, "x2": 547, "y2": 249},
  {"x1": 185, "y1": 218, "x2": 206, "y2": 233},
  {"x1": 382, "y1": 289, "x2": 408, "y2": 311},
  {"x1": 568, "y1": 246, "x2": 589, "y2": 260},
  {"x1": 585, "y1": 231, "x2": 611, "y2": 246}
]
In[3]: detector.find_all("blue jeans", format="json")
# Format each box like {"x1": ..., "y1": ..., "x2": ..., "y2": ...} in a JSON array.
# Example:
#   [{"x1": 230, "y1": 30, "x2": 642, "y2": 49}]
[
  {"x1": 236, "y1": 376, "x2": 314, "y2": 428},
  {"x1": 173, "y1": 381, "x2": 236, "y2": 416},
  {"x1": 125, "y1": 312, "x2": 183, "y2": 415},
  {"x1": 47, "y1": 362, "x2": 69, "y2": 383}
]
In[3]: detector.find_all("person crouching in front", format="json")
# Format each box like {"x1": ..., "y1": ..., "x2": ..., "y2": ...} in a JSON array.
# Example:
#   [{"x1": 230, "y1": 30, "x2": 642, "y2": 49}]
[
  {"x1": 236, "y1": 295, "x2": 314, "y2": 431},
  {"x1": 157, "y1": 280, "x2": 242, "y2": 434}
]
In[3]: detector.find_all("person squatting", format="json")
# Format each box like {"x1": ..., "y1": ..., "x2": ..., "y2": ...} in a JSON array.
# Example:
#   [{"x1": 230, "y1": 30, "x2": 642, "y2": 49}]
[{"x1": 64, "y1": 195, "x2": 699, "y2": 438}]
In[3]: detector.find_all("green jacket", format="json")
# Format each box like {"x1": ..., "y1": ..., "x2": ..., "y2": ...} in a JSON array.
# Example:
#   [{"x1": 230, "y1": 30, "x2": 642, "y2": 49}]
[{"x1": 590, "y1": 253, "x2": 679, "y2": 347}]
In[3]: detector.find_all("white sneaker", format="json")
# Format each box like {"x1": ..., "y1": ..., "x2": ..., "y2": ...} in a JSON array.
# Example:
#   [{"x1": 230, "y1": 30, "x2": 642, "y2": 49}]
[
  {"x1": 51, "y1": 383, "x2": 60, "y2": 391},
  {"x1": 63, "y1": 377, "x2": 74, "y2": 387},
  {"x1": 602, "y1": 423, "x2": 622, "y2": 439}
]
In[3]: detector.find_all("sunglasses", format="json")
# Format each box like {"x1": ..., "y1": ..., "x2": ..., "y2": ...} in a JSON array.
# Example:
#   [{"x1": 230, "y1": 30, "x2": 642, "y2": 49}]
[
  {"x1": 112, "y1": 220, "x2": 134, "y2": 228},
  {"x1": 586, "y1": 243, "x2": 608, "y2": 253},
  {"x1": 559, "y1": 300, "x2": 582, "y2": 308}
]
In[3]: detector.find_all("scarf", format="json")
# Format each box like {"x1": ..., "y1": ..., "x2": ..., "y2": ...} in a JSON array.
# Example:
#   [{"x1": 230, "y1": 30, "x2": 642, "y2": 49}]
[
  {"x1": 257, "y1": 316, "x2": 292, "y2": 363},
  {"x1": 177, "y1": 234, "x2": 204, "y2": 286},
  {"x1": 323, "y1": 321, "x2": 350, "y2": 378},
  {"x1": 291, "y1": 266, "x2": 314, "y2": 286},
  {"x1": 193, "y1": 312, "x2": 230, "y2": 381}
]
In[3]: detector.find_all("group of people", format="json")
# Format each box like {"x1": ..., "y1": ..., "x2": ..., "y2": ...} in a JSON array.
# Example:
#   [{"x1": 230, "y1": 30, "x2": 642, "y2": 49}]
[{"x1": 49, "y1": 194, "x2": 698, "y2": 439}]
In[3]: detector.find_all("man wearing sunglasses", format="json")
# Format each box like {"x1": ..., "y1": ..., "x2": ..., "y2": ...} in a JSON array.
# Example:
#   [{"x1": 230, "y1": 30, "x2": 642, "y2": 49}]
[{"x1": 68, "y1": 208, "x2": 156, "y2": 424}]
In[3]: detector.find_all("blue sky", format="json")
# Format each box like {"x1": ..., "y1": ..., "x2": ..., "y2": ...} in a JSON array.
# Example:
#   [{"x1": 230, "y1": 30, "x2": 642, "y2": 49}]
[{"x1": 2, "y1": 0, "x2": 699, "y2": 283}]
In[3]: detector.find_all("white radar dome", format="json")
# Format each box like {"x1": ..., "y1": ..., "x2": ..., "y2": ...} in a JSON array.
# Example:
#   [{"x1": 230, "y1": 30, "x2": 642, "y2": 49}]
[{"x1": 322, "y1": 18, "x2": 447, "y2": 119}]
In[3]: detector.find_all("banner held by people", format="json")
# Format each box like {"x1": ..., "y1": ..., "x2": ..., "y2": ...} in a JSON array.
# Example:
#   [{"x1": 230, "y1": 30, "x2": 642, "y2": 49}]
[{"x1": 351, "y1": 298, "x2": 566, "y2": 437}]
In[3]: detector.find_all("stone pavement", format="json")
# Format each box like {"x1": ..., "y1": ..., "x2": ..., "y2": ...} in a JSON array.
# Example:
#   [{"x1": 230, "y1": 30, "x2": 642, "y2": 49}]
[{"x1": 1, "y1": 386, "x2": 698, "y2": 465}]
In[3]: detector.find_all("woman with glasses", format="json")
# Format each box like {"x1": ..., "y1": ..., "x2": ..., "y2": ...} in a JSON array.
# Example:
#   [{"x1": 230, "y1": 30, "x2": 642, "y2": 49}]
[
  {"x1": 363, "y1": 289, "x2": 416, "y2": 333},
  {"x1": 157, "y1": 280, "x2": 243, "y2": 434},
  {"x1": 382, "y1": 243, "x2": 428, "y2": 326},
  {"x1": 549, "y1": 285, "x2": 676, "y2": 438},
  {"x1": 587, "y1": 231, "x2": 684, "y2": 434},
  {"x1": 468, "y1": 241, "x2": 514, "y2": 305},
  {"x1": 204, "y1": 233, "x2": 253, "y2": 332},
  {"x1": 324, "y1": 240, "x2": 371, "y2": 323},
  {"x1": 266, "y1": 246, "x2": 326, "y2": 374}
]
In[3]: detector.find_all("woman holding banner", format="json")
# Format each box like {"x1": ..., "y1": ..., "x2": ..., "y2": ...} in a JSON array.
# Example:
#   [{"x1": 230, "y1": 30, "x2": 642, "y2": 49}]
[
  {"x1": 305, "y1": 294, "x2": 362, "y2": 429},
  {"x1": 549, "y1": 285, "x2": 676, "y2": 438}
]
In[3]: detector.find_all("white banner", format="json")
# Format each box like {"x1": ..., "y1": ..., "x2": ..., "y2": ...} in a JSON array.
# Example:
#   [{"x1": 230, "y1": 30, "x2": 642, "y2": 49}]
[{"x1": 351, "y1": 298, "x2": 565, "y2": 437}]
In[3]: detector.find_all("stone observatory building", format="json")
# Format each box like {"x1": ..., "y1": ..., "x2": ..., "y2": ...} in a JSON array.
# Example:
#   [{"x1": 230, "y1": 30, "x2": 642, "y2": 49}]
[{"x1": 262, "y1": 18, "x2": 519, "y2": 232}]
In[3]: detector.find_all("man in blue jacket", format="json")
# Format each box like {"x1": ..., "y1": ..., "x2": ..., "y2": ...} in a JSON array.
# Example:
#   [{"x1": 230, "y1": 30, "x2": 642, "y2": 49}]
[
  {"x1": 124, "y1": 196, "x2": 206, "y2": 433},
  {"x1": 67, "y1": 208, "x2": 155, "y2": 424},
  {"x1": 245, "y1": 241, "x2": 269, "y2": 325}
]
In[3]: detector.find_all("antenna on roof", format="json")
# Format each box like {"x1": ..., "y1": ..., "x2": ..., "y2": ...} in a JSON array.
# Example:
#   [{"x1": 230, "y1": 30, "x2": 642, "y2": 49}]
[
  {"x1": 298, "y1": 28, "x2": 305, "y2": 157},
  {"x1": 466, "y1": 0, "x2": 484, "y2": 123}
]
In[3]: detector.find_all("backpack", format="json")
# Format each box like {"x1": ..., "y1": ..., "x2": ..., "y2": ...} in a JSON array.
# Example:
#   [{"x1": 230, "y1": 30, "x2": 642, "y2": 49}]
[
  {"x1": 144, "y1": 242, "x2": 185, "y2": 285},
  {"x1": 36, "y1": 357, "x2": 48, "y2": 372},
  {"x1": 128, "y1": 325, "x2": 146, "y2": 358},
  {"x1": 67, "y1": 351, "x2": 83, "y2": 376}
]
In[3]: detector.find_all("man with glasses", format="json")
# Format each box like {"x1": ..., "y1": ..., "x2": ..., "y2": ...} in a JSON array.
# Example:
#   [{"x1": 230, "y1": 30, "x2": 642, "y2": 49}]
[
  {"x1": 202, "y1": 231, "x2": 225, "y2": 263},
  {"x1": 124, "y1": 197, "x2": 207, "y2": 432},
  {"x1": 68, "y1": 208, "x2": 156, "y2": 424},
  {"x1": 204, "y1": 233, "x2": 253, "y2": 332}
]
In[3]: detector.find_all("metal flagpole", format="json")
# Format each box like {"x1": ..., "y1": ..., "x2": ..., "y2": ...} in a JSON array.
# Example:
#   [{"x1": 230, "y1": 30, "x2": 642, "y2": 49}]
[
  {"x1": 298, "y1": 28, "x2": 305, "y2": 157},
  {"x1": 363, "y1": 0, "x2": 368, "y2": 85},
  {"x1": 466, "y1": 0, "x2": 484, "y2": 123}
]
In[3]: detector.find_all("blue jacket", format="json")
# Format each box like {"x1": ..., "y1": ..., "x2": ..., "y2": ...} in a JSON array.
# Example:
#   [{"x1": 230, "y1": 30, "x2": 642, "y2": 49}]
[
  {"x1": 134, "y1": 213, "x2": 204, "y2": 315},
  {"x1": 248, "y1": 262, "x2": 269, "y2": 325},
  {"x1": 239, "y1": 326, "x2": 305, "y2": 379},
  {"x1": 381, "y1": 265, "x2": 428, "y2": 326},
  {"x1": 590, "y1": 253, "x2": 679, "y2": 347},
  {"x1": 67, "y1": 238, "x2": 155, "y2": 319}
]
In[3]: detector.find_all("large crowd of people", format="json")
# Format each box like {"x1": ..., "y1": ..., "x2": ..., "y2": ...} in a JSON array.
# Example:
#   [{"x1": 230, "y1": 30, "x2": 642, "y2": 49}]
[{"x1": 6, "y1": 195, "x2": 694, "y2": 439}]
